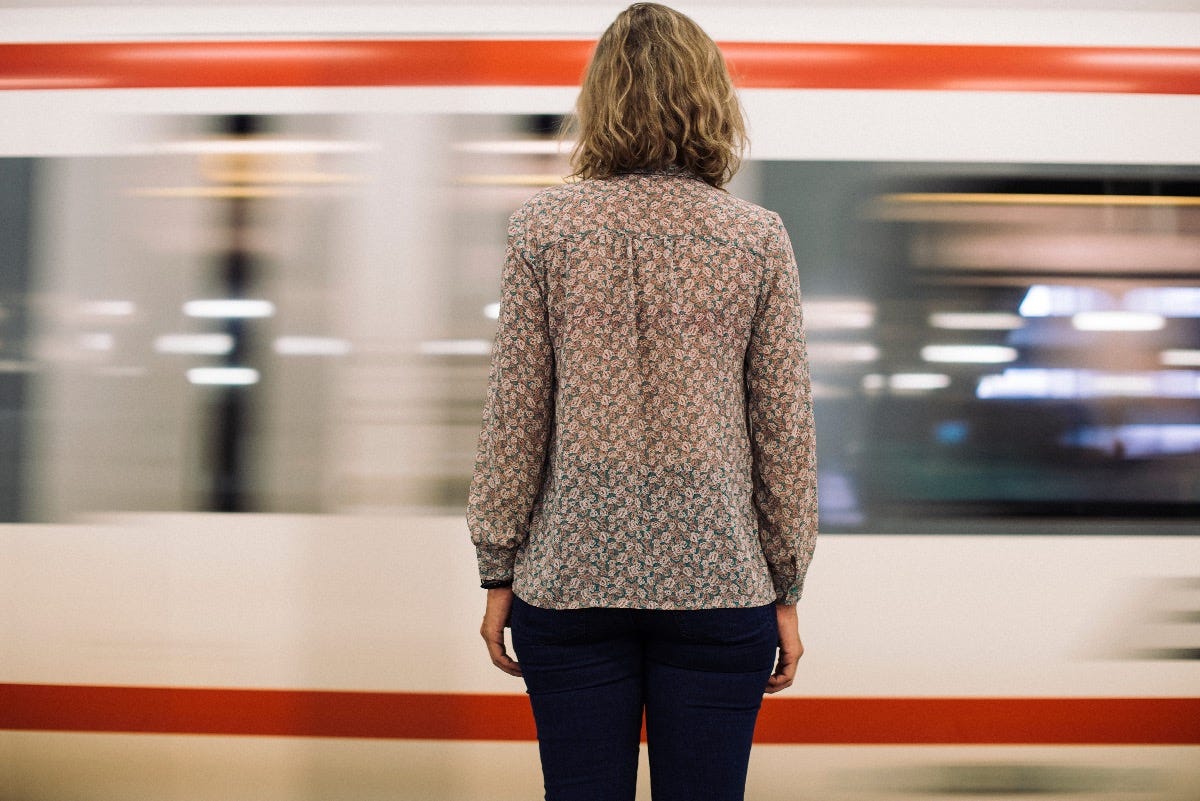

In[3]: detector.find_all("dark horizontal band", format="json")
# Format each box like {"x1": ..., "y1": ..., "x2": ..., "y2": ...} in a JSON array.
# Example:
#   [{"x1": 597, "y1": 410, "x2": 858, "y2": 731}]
[{"x1": 480, "y1": 579, "x2": 514, "y2": 590}]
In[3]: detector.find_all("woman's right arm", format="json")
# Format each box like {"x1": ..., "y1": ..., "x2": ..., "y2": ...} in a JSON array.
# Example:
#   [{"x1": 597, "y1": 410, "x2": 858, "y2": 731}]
[{"x1": 466, "y1": 212, "x2": 555, "y2": 589}]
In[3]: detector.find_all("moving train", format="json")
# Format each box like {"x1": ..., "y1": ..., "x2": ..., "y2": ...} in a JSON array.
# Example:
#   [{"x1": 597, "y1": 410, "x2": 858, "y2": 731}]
[{"x1": 1, "y1": 2, "x2": 1198, "y2": 799}]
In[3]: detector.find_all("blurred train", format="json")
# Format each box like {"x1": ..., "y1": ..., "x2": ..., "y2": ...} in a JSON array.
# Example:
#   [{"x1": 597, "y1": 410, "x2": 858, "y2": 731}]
[{"x1": 1, "y1": 2, "x2": 1199, "y2": 800}]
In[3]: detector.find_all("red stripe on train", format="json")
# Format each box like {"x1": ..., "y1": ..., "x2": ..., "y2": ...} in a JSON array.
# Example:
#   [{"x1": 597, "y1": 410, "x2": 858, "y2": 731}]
[
  {"x1": 2, "y1": 684, "x2": 1198, "y2": 743},
  {"x1": 0, "y1": 41, "x2": 1198, "y2": 93}
]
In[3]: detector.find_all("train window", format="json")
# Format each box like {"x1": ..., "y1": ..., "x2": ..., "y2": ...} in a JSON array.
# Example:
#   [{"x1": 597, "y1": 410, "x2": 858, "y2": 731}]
[
  {"x1": 9, "y1": 111, "x2": 1198, "y2": 534},
  {"x1": 762, "y1": 162, "x2": 1200, "y2": 532},
  {"x1": 16, "y1": 114, "x2": 359, "y2": 518},
  {"x1": 0, "y1": 159, "x2": 35, "y2": 522}
]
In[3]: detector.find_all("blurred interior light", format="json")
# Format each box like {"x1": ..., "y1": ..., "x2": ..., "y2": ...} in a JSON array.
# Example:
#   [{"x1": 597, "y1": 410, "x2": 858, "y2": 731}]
[
  {"x1": 274, "y1": 336, "x2": 351, "y2": 356},
  {"x1": 197, "y1": 150, "x2": 360, "y2": 186},
  {"x1": 804, "y1": 298, "x2": 875, "y2": 330},
  {"x1": 209, "y1": 173, "x2": 358, "y2": 186},
  {"x1": 483, "y1": 302, "x2": 501, "y2": 320},
  {"x1": 1124, "y1": 287, "x2": 1200, "y2": 317},
  {"x1": 978, "y1": 368, "x2": 1071, "y2": 399},
  {"x1": 920, "y1": 232, "x2": 1200, "y2": 274},
  {"x1": 807, "y1": 343, "x2": 880, "y2": 363},
  {"x1": 155, "y1": 138, "x2": 375, "y2": 155},
  {"x1": 1162, "y1": 349, "x2": 1200, "y2": 366},
  {"x1": 187, "y1": 367, "x2": 259, "y2": 386},
  {"x1": 1021, "y1": 286, "x2": 1196, "y2": 323},
  {"x1": 200, "y1": 170, "x2": 360, "y2": 186},
  {"x1": 929, "y1": 312, "x2": 1024, "y2": 330},
  {"x1": 816, "y1": 471, "x2": 863, "y2": 527},
  {"x1": 81, "y1": 300, "x2": 135, "y2": 316},
  {"x1": 93, "y1": 365, "x2": 145, "y2": 378},
  {"x1": 889, "y1": 373, "x2": 951, "y2": 391},
  {"x1": 1072, "y1": 311, "x2": 1166, "y2": 331},
  {"x1": 1019, "y1": 285, "x2": 1112, "y2": 317},
  {"x1": 419, "y1": 339, "x2": 491, "y2": 356},
  {"x1": 78, "y1": 333, "x2": 114, "y2": 351},
  {"x1": 456, "y1": 174, "x2": 567, "y2": 187},
  {"x1": 935, "y1": 420, "x2": 969, "y2": 445},
  {"x1": 1089, "y1": 373, "x2": 1158, "y2": 395},
  {"x1": 861, "y1": 374, "x2": 886, "y2": 392},
  {"x1": 922, "y1": 345, "x2": 1018, "y2": 364},
  {"x1": 155, "y1": 334, "x2": 234, "y2": 355},
  {"x1": 977, "y1": 368, "x2": 1200, "y2": 399},
  {"x1": 130, "y1": 187, "x2": 302, "y2": 199},
  {"x1": 1065, "y1": 424, "x2": 1200, "y2": 458},
  {"x1": 184, "y1": 299, "x2": 275, "y2": 319},
  {"x1": 880, "y1": 192, "x2": 1200, "y2": 207},
  {"x1": 454, "y1": 140, "x2": 576, "y2": 155},
  {"x1": 0, "y1": 360, "x2": 36, "y2": 373}
]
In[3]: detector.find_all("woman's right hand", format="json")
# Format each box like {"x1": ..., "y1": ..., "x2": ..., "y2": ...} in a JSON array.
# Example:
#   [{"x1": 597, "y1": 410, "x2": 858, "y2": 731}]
[{"x1": 765, "y1": 602, "x2": 803, "y2": 694}]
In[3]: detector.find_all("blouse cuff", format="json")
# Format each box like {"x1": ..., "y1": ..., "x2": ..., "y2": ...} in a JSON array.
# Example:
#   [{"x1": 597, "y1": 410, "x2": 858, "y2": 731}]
[
  {"x1": 475, "y1": 543, "x2": 517, "y2": 587},
  {"x1": 481, "y1": 579, "x2": 514, "y2": 590}
]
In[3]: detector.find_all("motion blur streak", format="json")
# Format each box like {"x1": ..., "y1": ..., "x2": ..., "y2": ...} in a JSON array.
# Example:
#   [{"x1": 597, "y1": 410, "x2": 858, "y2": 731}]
[{"x1": 0, "y1": 41, "x2": 1198, "y2": 93}]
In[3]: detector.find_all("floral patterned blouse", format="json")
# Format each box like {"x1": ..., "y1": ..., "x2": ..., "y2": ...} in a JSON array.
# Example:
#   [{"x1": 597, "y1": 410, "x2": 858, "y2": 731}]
[{"x1": 467, "y1": 167, "x2": 817, "y2": 609}]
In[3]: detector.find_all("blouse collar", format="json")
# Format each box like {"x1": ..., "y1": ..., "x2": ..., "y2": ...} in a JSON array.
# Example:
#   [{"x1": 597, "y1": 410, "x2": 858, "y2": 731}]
[{"x1": 621, "y1": 164, "x2": 690, "y2": 177}]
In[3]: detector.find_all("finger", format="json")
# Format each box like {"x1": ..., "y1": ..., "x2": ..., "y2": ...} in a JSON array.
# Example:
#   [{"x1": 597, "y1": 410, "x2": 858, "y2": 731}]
[
  {"x1": 485, "y1": 637, "x2": 523, "y2": 677},
  {"x1": 492, "y1": 653, "x2": 523, "y2": 677},
  {"x1": 764, "y1": 651, "x2": 798, "y2": 694},
  {"x1": 764, "y1": 669, "x2": 793, "y2": 693},
  {"x1": 764, "y1": 666, "x2": 793, "y2": 693}
]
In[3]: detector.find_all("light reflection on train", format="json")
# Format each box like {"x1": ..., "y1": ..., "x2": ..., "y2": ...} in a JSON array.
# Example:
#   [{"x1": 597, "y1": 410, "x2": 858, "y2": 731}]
[{"x1": 2, "y1": 21, "x2": 1200, "y2": 801}]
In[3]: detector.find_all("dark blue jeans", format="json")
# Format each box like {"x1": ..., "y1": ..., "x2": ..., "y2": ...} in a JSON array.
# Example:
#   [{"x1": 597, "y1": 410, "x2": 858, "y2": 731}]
[{"x1": 509, "y1": 595, "x2": 778, "y2": 801}]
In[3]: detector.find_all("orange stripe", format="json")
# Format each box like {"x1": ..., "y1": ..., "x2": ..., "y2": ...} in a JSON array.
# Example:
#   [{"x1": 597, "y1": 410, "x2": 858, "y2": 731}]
[
  {"x1": 0, "y1": 40, "x2": 1197, "y2": 93},
  {"x1": 755, "y1": 696, "x2": 1200, "y2": 744},
  {"x1": 0, "y1": 684, "x2": 537, "y2": 741},
  {"x1": 2, "y1": 684, "x2": 1198, "y2": 743}
]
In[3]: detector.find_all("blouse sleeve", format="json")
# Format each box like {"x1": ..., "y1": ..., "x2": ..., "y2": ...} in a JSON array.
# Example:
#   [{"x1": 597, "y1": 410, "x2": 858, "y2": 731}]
[
  {"x1": 466, "y1": 214, "x2": 555, "y2": 586},
  {"x1": 744, "y1": 213, "x2": 818, "y2": 605}
]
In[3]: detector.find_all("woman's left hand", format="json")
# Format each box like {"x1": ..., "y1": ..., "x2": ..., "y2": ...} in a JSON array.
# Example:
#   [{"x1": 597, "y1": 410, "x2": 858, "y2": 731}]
[
  {"x1": 765, "y1": 602, "x2": 803, "y2": 694},
  {"x1": 481, "y1": 587, "x2": 522, "y2": 677}
]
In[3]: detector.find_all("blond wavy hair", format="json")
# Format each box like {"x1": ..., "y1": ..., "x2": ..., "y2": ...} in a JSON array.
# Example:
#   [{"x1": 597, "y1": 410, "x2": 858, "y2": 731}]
[{"x1": 567, "y1": 3, "x2": 746, "y2": 189}]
